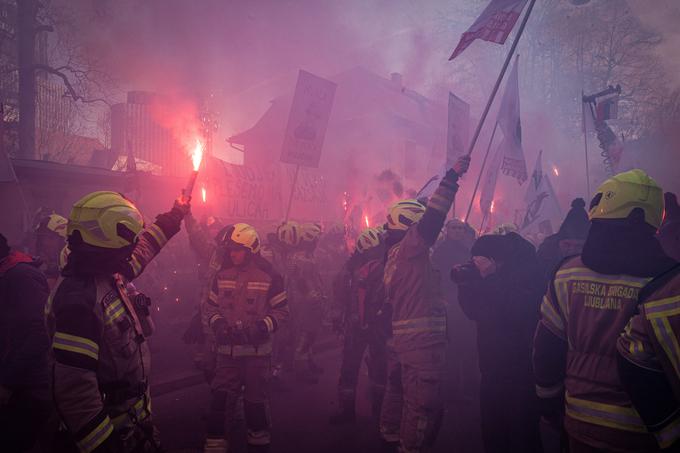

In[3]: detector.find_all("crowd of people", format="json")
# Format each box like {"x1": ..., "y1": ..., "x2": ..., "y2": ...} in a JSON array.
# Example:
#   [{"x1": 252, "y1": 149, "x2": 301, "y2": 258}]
[{"x1": 2, "y1": 154, "x2": 680, "y2": 453}]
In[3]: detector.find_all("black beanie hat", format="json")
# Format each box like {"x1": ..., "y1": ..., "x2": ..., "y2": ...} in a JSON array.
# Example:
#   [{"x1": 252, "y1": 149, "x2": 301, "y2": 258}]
[
  {"x1": 557, "y1": 198, "x2": 590, "y2": 240},
  {"x1": 471, "y1": 234, "x2": 509, "y2": 262}
]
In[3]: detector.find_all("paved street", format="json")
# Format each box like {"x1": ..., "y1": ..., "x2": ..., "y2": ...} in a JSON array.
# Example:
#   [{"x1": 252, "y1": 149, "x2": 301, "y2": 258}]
[{"x1": 152, "y1": 342, "x2": 484, "y2": 453}]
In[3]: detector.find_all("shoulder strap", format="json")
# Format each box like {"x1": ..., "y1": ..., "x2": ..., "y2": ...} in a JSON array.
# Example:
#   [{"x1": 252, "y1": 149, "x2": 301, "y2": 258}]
[
  {"x1": 638, "y1": 263, "x2": 680, "y2": 305},
  {"x1": 113, "y1": 274, "x2": 144, "y2": 337}
]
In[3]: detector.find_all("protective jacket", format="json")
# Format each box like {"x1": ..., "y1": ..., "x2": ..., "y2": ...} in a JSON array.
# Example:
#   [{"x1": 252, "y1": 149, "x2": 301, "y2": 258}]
[
  {"x1": 204, "y1": 255, "x2": 289, "y2": 357},
  {"x1": 46, "y1": 213, "x2": 181, "y2": 453},
  {"x1": 384, "y1": 169, "x2": 460, "y2": 353},
  {"x1": 618, "y1": 265, "x2": 680, "y2": 449},
  {"x1": 534, "y1": 255, "x2": 668, "y2": 451}
]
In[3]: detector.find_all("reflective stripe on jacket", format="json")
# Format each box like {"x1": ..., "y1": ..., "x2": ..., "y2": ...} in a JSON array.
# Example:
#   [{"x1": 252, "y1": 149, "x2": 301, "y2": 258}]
[{"x1": 534, "y1": 256, "x2": 653, "y2": 445}]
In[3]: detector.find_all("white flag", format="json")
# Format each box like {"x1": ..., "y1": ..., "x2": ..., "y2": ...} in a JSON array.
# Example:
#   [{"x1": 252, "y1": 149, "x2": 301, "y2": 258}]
[
  {"x1": 498, "y1": 55, "x2": 527, "y2": 183},
  {"x1": 520, "y1": 151, "x2": 562, "y2": 236},
  {"x1": 449, "y1": 0, "x2": 528, "y2": 61},
  {"x1": 479, "y1": 144, "x2": 503, "y2": 216}
]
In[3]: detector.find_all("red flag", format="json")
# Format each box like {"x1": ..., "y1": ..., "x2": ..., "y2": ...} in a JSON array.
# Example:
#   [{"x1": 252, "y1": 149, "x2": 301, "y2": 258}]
[{"x1": 449, "y1": 0, "x2": 528, "y2": 61}]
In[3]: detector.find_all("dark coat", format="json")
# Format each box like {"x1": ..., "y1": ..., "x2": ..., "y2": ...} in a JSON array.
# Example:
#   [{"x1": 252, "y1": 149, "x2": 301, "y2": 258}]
[{"x1": 454, "y1": 233, "x2": 543, "y2": 377}]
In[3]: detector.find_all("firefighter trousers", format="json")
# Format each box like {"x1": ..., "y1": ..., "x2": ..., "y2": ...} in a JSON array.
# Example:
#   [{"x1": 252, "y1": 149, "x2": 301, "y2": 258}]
[
  {"x1": 338, "y1": 325, "x2": 387, "y2": 414},
  {"x1": 379, "y1": 344, "x2": 446, "y2": 453},
  {"x1": 207, "y1": 354, "x2": 272, "y2": 447}
]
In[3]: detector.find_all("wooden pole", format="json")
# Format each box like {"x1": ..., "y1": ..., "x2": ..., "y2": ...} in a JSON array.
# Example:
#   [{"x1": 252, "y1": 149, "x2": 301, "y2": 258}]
[
  {"x1": 284, "y1": 165, "x2": 301, "y2": 221},
  {"x1": 462, "y1": 0, "x2": 537, "y2": 159}
]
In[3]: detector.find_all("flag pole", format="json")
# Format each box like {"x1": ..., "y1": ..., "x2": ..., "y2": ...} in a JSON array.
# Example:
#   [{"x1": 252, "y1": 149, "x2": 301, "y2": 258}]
[
  {"x1": 464, "y1": 119, "x2": 500, "y2": 223},
  {"x1": 463, "y1": 0, "x2": 536, "y2": 161},
  {"x1": 581, "y1": 92, "x2": 592, "y2": 197}
]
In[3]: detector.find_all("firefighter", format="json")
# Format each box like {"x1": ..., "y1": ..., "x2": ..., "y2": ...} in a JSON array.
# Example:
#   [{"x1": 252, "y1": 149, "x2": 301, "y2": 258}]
[
  {"x1": 203, "y1": 223, "x2": 288, "y2": 453},
  {"x1": 329, "y1": 227, "x2": 387, "y2": 424},
  {"x1": 379, "y1": 155, "x2": 470, "y2": 452},
  {"x1": 617, "y1": 262, "x2": 680, "y2": 450},
  {"x1": 0, "y1": 233, "x2": 52, "y2": 452},
  {"x1": 47, "y1": 191, "x2": 189, "y2": 452},
  {"x1": 533, "y1": 169, "x2": 677, "y2": 452}
]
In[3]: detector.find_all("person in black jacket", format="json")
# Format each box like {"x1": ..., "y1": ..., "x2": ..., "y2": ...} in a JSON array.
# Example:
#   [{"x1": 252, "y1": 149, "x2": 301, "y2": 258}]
[
  {"x1": 536, "y1": 198, "x2": 590, "y2": 287},
  {"x1": 452, "y1": 232, "x2": 543, "y2": 453},
  {"x1": 0, "y1": 232, "x2": 52, "y2": 452}
]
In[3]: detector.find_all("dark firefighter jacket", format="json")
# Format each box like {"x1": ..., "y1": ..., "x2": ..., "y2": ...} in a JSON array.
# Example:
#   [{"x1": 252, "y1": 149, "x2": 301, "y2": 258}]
[{"x1": 46, "y1": 210, "x2": 182, "y2": 453}]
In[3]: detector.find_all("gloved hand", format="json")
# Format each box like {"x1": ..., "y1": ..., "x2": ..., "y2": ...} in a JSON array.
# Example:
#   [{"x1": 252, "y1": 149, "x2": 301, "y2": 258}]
[
  {"x1": 172, "y1": 196, "x2": 191, "y2": 219},
  {"x1": 453, "y1": 155, "x2": 471, "y2": 177},
  {"x1": 247, "y1": 320, "x2": 270, "y2": 345},
  {"x1": 212, "y1": 318, "x2": 232, "y2": 345},
  {"x1": 450, "y1": 262, "x2": 481, "y2": 284}
]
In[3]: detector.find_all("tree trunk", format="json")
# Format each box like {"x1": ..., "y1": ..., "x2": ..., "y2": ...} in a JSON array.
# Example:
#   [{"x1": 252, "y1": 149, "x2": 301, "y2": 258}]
[{"x1": 17, "y1": 0, "x2": 37, "y2": 160}]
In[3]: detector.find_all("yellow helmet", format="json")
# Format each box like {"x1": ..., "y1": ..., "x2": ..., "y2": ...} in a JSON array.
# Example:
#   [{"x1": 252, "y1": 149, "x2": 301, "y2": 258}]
[
  {"x1": 356, "y1": 228, "x2": 383, "y2": 253},
  {"x1": 491, "y1": 223, "x2": 518, "y2": 236},
  {"x1": 221, "y1": 223, "x2": 260, "y2": 254},
  {"x1": 45, "y1": 214, "x2": 68, "y2": 238},
  {"x1": 386, "y1": 199, "x2": 426, "y2": 231},
  {"x1": 277, "y1": 221, "x2": 301, "y2": 246},
  {"x1": 300, "y1": 222, "x2": 322, "y2": 243},
  {"x1": 589, "y1": 169, "x2": 664, "y2": 229},
  {"x1": 68, "y1": 191, "x2": 144, "y2": 249}
]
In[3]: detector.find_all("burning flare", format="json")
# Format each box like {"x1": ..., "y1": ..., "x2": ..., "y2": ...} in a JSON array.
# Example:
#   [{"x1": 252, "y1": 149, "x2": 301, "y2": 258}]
[
  {"x1": 191, "y1": 139, "x2": 204, "y2": 172},
  {"x1": 364, "y1": 215, "x2": 370, "y2": 228},
  {"x1": 201, "y1": 186, "x2": 207, "y2": 203},
  {"x1": 490, "y1": 200, "x2": 496, "y2": 214},
  {"x1": 552, "y1": 165, "x2": 559, "y2": 177}
]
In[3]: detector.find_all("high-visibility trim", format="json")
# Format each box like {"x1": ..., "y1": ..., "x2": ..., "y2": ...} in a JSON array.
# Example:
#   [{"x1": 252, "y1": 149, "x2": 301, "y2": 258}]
[
  {"x1": 208, "y1": 291, "x2": 219, "y2": 305},
  {"x1": 209, "y1": 314, "x2": 224, "y2": 328},
  {"x1": 553, "y1": 280, "x2": 570, "y2": 320},
  {"x1": 104, "y1": 299, "x2": 126, "y2": 325},
  {"x1": 269, "y1": 291, "x2": 287, "y2": 307},
  {"x1": 649, "y1": 316, "x2": 680, "y2": 378},
  {"x1": 555, "y1": 274, "x2": 649, "y2": 289},
  {"x1": 540, "y1": 296, "x2": 565, "y2": 336},
  {"x1": 146, "y1": 223, "x2": 168, "y2": 248},
  {"x1": 53, "y1": 332, "x2": 99, "y2": 361},
  {"x1": 76, "y1": 416, "x2": 114, "y2": 453},
  {"x1": 111, "y1": 397, "x2": 151, "y2": 427},
  {"x1": 247, "y1": 429, "x2": 272, "y2": 446},
  {"x1": 621, "y1": 322, "x2": 646, "y2": 357},
  {"x1": 247, "y1": 282, "x2": 270, "y2": 291},
  {"x1": 217, "y1": 341, "x2": 273, "y2": 356},
  {"x1": 645, "y1": 296, "x2": 680, "y2": 318},
  {"x1": 217, "y1": 280, "x2": 237, "y2": 290},
  {"x1": 536, "y1": 382, "x2": 564, "y2": 399},
  {"x1": 392, "y1": 317, "x2": 446, "y2": 335},
  {"x1": 655, "y1": 416, "x2": 680, "y2": 449},
  {"x1": 130, "y1": 255, "x2": 143, "y2": 277},
  {"x1": 263, "y1": 316, "x2": 275, "y2": 333},
  {"x1": 565, "y1": 393, "x2": 646, "y2": 433},
  {"x1": 427, "y1": 193, "x2": 450, "y2": 214}
]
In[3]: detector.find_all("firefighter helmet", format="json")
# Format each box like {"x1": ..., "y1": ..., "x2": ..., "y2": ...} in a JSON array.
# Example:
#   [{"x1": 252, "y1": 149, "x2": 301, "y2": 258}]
[
  {"x1": 589, "y1": 169, "x2": 664, "y2": 229},
  {"x1": 221, "y1": 223, "x2": 260, "y2": 254},
  {"x1": 356, "y1": 228, "x2": 383, "y2": 253},
  {"x1": 301, "y1": 222, "x2": 322, "y2": 243},
  {"x1": 42, "y1": 214, "x2": 68, "y2": 238},
  {"x1": 277, "y1": 221, "x2": 301, "y2": 246},
  {"x1": 68, "y1": 191, "x2": 144, "y2": 249},
  {"x1": 386, "y1": 199, "x2": 426, "y2": 231}
]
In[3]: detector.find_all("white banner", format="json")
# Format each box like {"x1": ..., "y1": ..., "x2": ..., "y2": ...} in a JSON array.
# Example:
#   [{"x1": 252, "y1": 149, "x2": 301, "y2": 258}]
[
  {"x1": 498, "y1": 55, "x2": 527, "y2": 183},
  {"x1": 520, "y1": 151, "x2": 562, "y2": 235},
  {"x1": 280, "y1": 70, "x2": 337, "y2": 168},
  {"x1": 445, "y1": 92, "x2": 470, "y2": 169}
]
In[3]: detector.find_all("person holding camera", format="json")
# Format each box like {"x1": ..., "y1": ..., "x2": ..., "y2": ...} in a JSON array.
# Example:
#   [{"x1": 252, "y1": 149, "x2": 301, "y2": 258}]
[{"x1": 451, "y1": 231, "x2": 543, "y2": 453}]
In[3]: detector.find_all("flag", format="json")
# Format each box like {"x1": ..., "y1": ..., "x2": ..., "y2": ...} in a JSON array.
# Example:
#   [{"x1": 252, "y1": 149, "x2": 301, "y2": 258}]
[
  {"x1": 595, "y1": 95, "x2": 619, "y2": 122},
  {"x1": 479, "y1": 144, "x2": 503, "y2": 216},
  {"x1": 520, "y1": 151, "x2": 562, "y2": 235},
  {"x1": 449, "y1": 0, "x2": 529, "y2": 61},
  {"x1": 498, "y1": 55, "x2": 527, "y2": 183}
]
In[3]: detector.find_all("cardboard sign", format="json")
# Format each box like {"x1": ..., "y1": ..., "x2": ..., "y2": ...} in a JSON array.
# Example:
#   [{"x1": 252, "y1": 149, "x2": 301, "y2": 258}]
[{"x1": 280, "y1": 70, "x2": 337, "y2": 168}]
